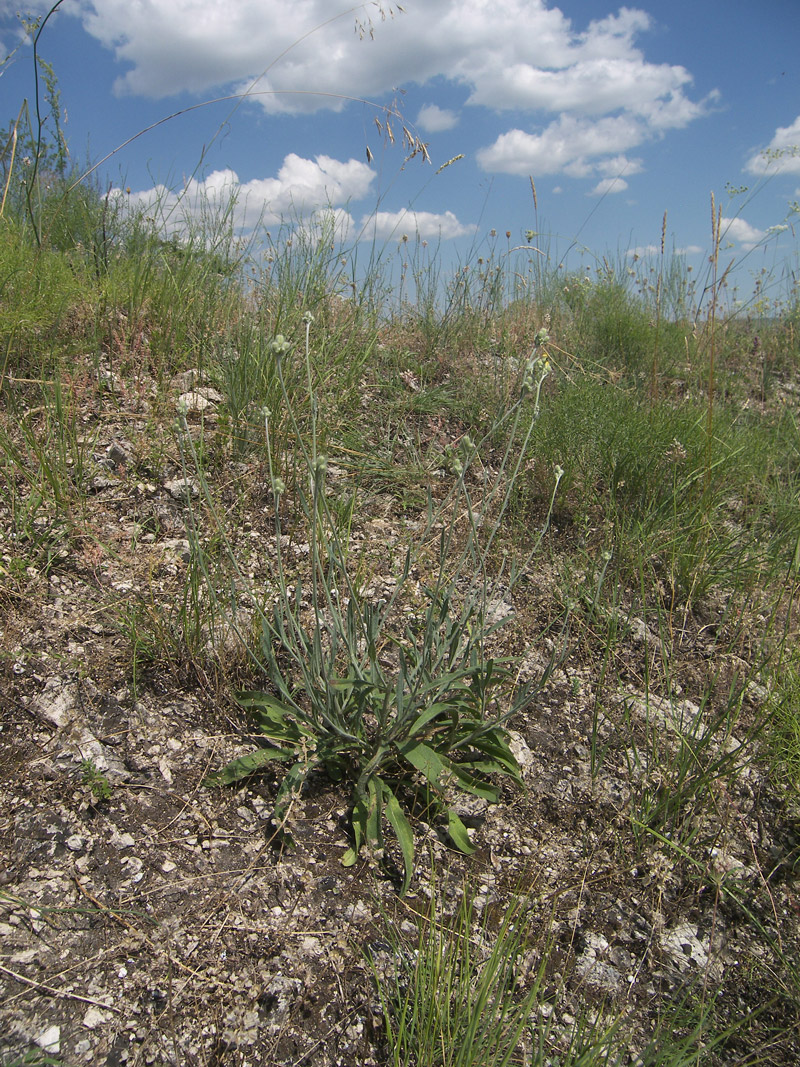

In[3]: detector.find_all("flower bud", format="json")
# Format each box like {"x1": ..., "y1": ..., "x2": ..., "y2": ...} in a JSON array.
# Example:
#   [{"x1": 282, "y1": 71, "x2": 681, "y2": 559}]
[{"x1": 268, "y1": 334, "x2": 291, "y2": 361}]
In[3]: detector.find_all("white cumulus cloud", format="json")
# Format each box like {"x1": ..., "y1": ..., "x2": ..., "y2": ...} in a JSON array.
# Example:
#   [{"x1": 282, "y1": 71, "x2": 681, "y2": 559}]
[
  {"x1": 476, "y1": 115, "x2": 644, "y2": 177},
  {"x1": 720, "y1": 216, "x2": 765, "y2": 250},
  {"x1": 26, "y1": 0, "x2": 710, "y2": 189},
  {"x1": 590, "y1": 176, "x2": 628, "y2": 196},
  {"x1": 416, "y1": 104, "x2": 459, "y2": 133},
  {"x1": 367, "y1": 209, "x2": 477, "y2": 241},
  {"x1": 627, "y1": 243, "x2": 703, "y2": 258},
  {"x1": 745, "y1": 115, "x2": 800, "y2": 176},
  {"x1": 597, "y1": 155, "x2": 643, "y2": 177},
  {"x1": 120, "y1": 154, "x2": 375, "y2": 233},
  {"x1": 475, "y1": 56, "x2": 699, "y2": 125},
  {"x1": 118, "y1": 162, "x2": 473, "y2": 243}
]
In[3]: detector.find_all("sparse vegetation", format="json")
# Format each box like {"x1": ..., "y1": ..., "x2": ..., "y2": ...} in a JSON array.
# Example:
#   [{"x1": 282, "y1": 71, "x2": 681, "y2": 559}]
[{"x1": 2, "y1": 54, "x2": 800, "y2": 1067}]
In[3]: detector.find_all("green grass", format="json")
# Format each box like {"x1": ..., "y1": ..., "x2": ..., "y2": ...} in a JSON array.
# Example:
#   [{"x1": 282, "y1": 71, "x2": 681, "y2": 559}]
[
  {"x1": 372, "y1": 880, "x2": 551, "y2": 1067},
  {"x1": 371, "y1": 877, "x2": 763, "y2": 1066},
  {"x1": 768, "y1": 652, "x2": 800, "y2": 801}
]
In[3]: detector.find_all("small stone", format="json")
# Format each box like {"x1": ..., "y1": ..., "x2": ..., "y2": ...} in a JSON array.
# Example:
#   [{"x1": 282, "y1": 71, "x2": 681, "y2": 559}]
[
  {"x1": 161, "y1": 538, "x2": 192, "y2": 563},
  {"x1": 176, "y1": 388, "x2": 222, "y2": 414},
  {"x1": 37, "y1": 1025, "x2": 60, "y2": 1053},
  {"x1": 83, "y1": 1006, "x2": 109, "y2": 1029},
  {"x1": 11, "y1": 949, "x2": 38, "y2": 964},
  {"x1": 65, "y1": 834, "x2": 85, "y2": 852},
  {"x1": 347, "y1": 901, "x2": 372, "y2": 924},
  {"x1": 177, "y1": 390, "x2": 210, "y2": 413},
  {"x1": 91, "y1": 474, "x2": 121, "y2": 490},
  {"x1": 171, "y1": 368, "x2": 203, "y2": 392},
  {"x1": 164, "y1": 476, "x2": 200, "y2": 502},
  {"x1": 32, "y1": 678, "x2": 75, "y2": 727},
  {"x1": 107, "y1": 441, "x2": 134, "y2": 467},
  {"x1": 507, "y1": 730, "x2": 534, "y2": 772}
]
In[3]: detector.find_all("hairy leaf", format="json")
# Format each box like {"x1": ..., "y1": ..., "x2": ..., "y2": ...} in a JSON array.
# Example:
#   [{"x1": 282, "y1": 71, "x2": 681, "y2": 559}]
[
  {"x1": 382, "y1": 780, "x2": 415, "y2": 895},
  {"x1": 273, "y1": 760, "x2": 313, "y2": 829},
  {"x1": 395, "y1": 738, "x2": 453, "y2": 790},
  {"x1": 202, "y1": 746, "x2": 290, "y2": 787}
]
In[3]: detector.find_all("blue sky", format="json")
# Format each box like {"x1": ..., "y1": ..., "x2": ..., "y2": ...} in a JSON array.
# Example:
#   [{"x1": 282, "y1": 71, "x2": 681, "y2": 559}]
[{"x1": 2, "y1": 0, "x2": 799, "y2": 306}]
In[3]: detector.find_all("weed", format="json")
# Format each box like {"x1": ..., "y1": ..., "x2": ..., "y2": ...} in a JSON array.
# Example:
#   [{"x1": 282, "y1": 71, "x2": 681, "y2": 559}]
[
  {"x1": 371, "y1": 874, "x2": 756, "y2": 1067},
  {"x1": 623, "y1": 685, "x2": 754, "y2": 856},
  {"x1": 202, "y1": 322, "x2": 559, "y2": 893},
  {"x1": 79, "y1": 758, "x2": 111, "y2": 802}
]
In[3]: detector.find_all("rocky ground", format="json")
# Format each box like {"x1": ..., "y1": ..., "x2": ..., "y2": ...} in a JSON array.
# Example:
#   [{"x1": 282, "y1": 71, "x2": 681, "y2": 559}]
[{"x1": 2, "y1": 363, "x2": 800, "y2": 1065}]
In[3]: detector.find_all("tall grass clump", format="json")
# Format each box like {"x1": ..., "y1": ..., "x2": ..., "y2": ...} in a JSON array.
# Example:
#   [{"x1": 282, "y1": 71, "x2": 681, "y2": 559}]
[
  {"x1": 0, "y1": 164, "x2": 249, "y2": 388},
  {"x1": 559, "y1": 269, "x2": 656, "y2": 383},
  {"x1": 519, "y1": 315, "x2": 798, "y2": 603},
  {"x1": 2, "y1": 72, "x2": 254, "y2": 386},
  {"x1": 373, "y1": 881, "x2": 549, "y2": 1067},
  {"x1": 767, "y1": 651, "x2": 800, "y2": 801},
  {"x1": 0, "y1": 204, "x2": 94, "y2": 380},
  {"x1": 213, "y1": 212, "x2": 391, "y2": 463},
  {"x1": 372, "y1": 875, "x2": 756, "y2": 1067}
]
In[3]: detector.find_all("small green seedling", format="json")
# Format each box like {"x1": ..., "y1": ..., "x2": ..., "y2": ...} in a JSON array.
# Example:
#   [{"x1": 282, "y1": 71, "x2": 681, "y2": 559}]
[{"x1": 80, "y1": 759, "x2": 112, "y2": 802}]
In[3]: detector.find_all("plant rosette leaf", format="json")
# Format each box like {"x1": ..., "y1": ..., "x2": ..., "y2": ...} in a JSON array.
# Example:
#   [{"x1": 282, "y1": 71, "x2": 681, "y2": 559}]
[
  {"x1": 342, "y1": 784, "x2": 371, "y2": 868},
  {"x1": 452, "y1": 729, "x2": 524, "y2": 783},
  {"x1": 272, "y1": 759, "x2": 315, "y2": 832},
  {"x1": 236, "y1": 689, "x2": 315, "y2": 745},
  {"x1": 206, "y1": 666, "x2": 523, "y2": 893},
  {"x1": 446, "y1": 809, "x2": 477, "y2": 855},
  {"x1": 397, "y1": 738, "x2": 499, "y2": 800},
  {"x1": 203, "y1": 745, "x2": 292, "y2": 787},
  {"x1": 342, "y1": 776, "x2": 416, "y2": 894},
  {"x1": 382, "y1": 779, "x2": 415, "y2": 895}
]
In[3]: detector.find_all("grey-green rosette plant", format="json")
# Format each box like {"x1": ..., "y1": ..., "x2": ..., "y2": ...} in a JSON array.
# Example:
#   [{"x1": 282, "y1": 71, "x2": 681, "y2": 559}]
[
  {"x1": 204, "y1": 324, "x2": 560, "y2": 894},
  {"x1": 206, "y1": 580, "x2": 526, "y2": 895}
]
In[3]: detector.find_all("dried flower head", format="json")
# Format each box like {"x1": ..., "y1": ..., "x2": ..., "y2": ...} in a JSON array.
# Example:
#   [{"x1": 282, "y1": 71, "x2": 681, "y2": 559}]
[{"x1": 666, "y1": 439, "x2": 687, "y2": 463}]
